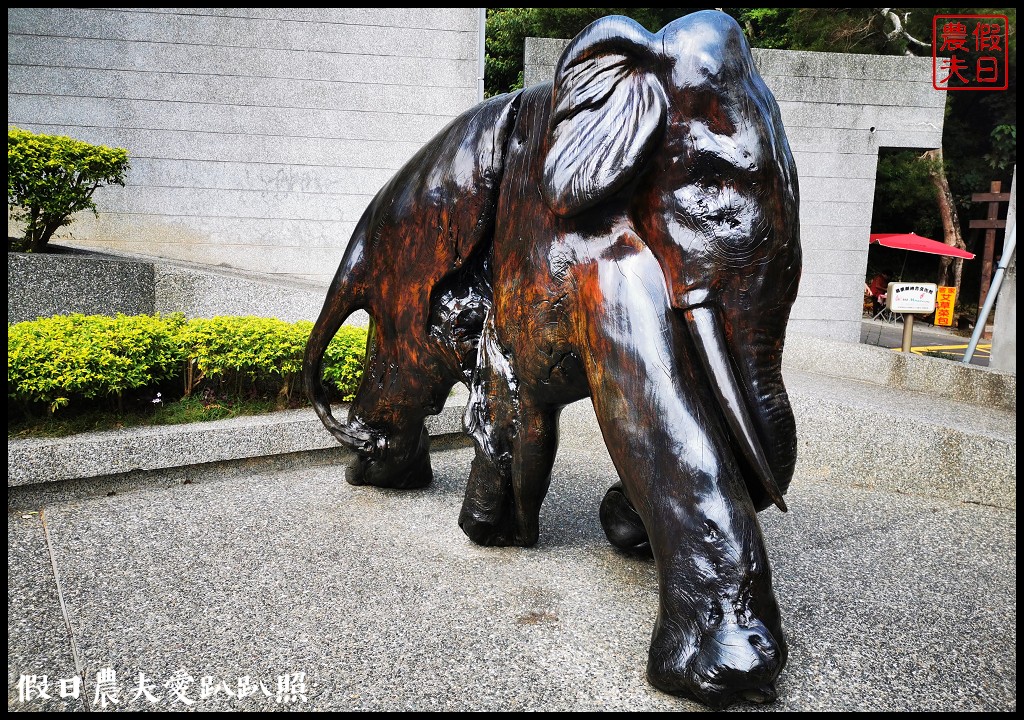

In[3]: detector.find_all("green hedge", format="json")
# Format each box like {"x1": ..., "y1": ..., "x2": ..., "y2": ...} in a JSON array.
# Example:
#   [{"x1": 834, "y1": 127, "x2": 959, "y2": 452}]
[{"x1": 7, "y1": 314, "x2": 367, "y2": 414}]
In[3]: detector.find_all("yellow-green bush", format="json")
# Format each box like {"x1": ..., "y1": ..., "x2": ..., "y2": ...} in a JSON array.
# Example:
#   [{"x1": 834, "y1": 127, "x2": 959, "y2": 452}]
[
  {"x1": 8, "y1": 127, "x2": 131, "y2": 253},
  {"x1": 7, "y1": 314, "x2": 367, "y2": 415},
  {"x1": 320, "y1": 323, "x2": 367, "y2": 403},
  {"x1": 8, "y1": 313, "x2": 184, "y2": 413},
  {"x1": 176, "y1": 316, "x2": 365, "y2": 402}
]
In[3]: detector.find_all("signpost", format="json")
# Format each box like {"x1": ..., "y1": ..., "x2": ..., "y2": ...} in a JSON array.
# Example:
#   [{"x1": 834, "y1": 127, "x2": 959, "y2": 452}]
[{"x1": 887, "y1": 282, "x2": 938, "y2": 351}]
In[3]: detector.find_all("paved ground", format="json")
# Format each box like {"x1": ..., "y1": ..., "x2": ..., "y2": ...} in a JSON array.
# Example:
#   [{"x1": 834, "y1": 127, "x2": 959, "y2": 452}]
[
  {"x1": 8, "y1": 432, "x2": 1016, "y2": 712},
  {"x1": 860, "y1": 318, "x2": 991, "y2": 366}
]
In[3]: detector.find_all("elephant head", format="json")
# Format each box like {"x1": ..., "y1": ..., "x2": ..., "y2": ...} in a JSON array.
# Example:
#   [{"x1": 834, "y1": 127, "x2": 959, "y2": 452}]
[{"x1": 542, "y1": 11, "x2": 801, "y2": 513}]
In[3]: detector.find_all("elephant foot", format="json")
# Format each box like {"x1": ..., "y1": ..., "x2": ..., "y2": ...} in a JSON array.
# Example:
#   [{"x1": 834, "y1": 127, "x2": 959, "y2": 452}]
[
  {"x1": 458, "y1": 486, "x2": 540, "y2": 547},
  {"x1": 647, "y1": 616, "x2": 785, "y2": 708},
  {"x1": 345, "y1": 427, "x2": 433, "y2": 489},
  {"x1": 458, "y1": 505, "x2": 525, "y2": 546},
  {"x1": 599, "y1": 483, "x2": 652, "y2": 556},
  {"x1": 458, "y1": 452, "x2": 539, "y2": 547}
]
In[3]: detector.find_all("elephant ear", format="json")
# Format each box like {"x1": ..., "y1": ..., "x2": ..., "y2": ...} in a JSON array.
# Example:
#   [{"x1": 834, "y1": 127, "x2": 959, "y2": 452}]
[{"x1": 543, "y1": 16, "x2": 667, "y2": 217}]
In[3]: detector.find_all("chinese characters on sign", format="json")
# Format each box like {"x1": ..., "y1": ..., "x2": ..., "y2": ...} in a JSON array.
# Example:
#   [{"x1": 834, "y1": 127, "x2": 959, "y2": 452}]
[
  {"x1": 933, "y1": 15, "x2": 1009, "y2": 90},
  {"x1": 887, "y1": 282, "x2": 938, "y2": 314},
  {"x1": 16, "y1": 669, "x2": 308, "y2": 707},
  {"x1": 934, "y1": 286, "x2": 957, "y2": 326}
]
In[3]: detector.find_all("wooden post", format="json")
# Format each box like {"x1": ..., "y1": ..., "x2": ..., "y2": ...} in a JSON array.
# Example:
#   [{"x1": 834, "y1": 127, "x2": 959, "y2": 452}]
[
  {"x1": 901, "y1": 313, "x2": 915, "y2": 352},
  {"x1": 969, "y1": 181, "x2": 1009, "y2": 314}
]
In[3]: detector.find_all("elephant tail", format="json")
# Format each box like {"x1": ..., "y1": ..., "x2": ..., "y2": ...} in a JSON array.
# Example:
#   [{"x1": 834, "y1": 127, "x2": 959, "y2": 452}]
[{"x1": 302, "y1": 256, "x2": 378, "y2": 454}]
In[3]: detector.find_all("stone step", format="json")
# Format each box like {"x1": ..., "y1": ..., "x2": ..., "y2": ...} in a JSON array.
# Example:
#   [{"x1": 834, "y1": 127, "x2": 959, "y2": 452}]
[{"x1": 9, "y1": 370, "x2": 1015, "y2": 511}]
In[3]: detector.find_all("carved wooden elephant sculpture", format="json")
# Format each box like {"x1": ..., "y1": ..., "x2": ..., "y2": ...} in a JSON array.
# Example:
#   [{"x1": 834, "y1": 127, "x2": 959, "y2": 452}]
[{"x1": 304, "y1": 10, "x2": 800, "y2": 708}]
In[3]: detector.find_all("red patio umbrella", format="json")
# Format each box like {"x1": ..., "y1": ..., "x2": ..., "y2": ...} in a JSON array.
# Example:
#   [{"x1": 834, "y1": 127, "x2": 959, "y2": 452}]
[{"x1": 869, "y1": 232, "x2": 975, "y2": 259}]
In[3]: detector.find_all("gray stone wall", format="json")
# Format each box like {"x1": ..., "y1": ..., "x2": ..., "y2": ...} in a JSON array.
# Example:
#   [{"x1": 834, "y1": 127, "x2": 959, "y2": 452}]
[
  {"x1": 990, "y1": 166, "x2": 1016, "y2": 373},
  {"x1": 8, "y1": 8, "x2": 483, "y2": 285},
  {"x1": 524, "y1": 38, "x2": 945, "y2": 343},
  {"x1": 8, "y1": 252, "x2": 327, "y2": 325},
  {"x1": 8, "y1": 253, "x2": 155, "y2": 324}
]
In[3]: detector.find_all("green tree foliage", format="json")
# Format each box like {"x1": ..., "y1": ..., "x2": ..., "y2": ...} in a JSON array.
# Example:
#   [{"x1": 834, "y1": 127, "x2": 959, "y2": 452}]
[
  {"x1": 733, "y1": 8, "x2": 793, "y2": 49},
  {"x1": 7, "y1": 127, "x2": 131, "y2": 253},
  {"x1": 485, "y1": 7, "x2": 692, "y2": 96},
  {"x1": 872, "y1": 149, "x2": 944, "y2": 241}
]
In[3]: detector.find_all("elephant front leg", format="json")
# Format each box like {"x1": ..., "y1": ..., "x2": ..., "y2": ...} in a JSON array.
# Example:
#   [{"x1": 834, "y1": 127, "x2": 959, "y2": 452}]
[
  {"x1": 578, "y1": 251, "x2": 786, "y2": 707},
  {"x1": 460, "y1": 316, "x2": 558, "y2": 547}
]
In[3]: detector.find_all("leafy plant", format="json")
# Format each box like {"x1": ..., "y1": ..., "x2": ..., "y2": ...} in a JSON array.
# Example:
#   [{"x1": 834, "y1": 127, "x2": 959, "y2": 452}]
[
  {"x1": 8, "y1": 314, "x2": 369, "y2": 419},
  {"x1": 176, "y1": 316, "x2": 313, "y2": 401},
  {"x1": 7, "y1": 127, "x2": 130, "y2": 253},
  {"x1": 320, "y1": 324, "x2": 367, "y2": 402},
  {"x1": 7, "y1": 313, "x2": 184, "y2": 413},
  {"x1": 985, "y1": 124, "x2": 1017, "y2": 171}
]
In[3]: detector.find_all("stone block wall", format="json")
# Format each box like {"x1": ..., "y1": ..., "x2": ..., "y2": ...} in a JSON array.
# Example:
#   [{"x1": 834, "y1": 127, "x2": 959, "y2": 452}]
[{"x1": 8, "y1": 8, "x2": 483, "y2": 285}]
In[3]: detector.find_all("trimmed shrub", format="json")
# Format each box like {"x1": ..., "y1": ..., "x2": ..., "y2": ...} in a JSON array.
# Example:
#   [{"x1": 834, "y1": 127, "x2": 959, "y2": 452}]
[
  {"x1": 8, "y1": 313, "x2": 185, "y2": 413},
  {"x1": 176, "y1": 317, "x2": 366, "y2": 402},
  {"x1": 176, "y1": 316, "x2": 312, "y2": 400},
  {"x1": 8, "y1": 314, "x2": 368, "y2": 416},
  {"x1": 320, "y1": 325, "x2": 367, "y2": 402},
  {"x1": 8, "y1": 127, "x2": 130, "y2": 253}
]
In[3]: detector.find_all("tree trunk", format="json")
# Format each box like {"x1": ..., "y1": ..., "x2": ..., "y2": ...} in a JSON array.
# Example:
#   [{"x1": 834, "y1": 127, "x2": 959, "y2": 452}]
[{"x1": 921, "y1": 149, "x2": 967, "y2": 299}]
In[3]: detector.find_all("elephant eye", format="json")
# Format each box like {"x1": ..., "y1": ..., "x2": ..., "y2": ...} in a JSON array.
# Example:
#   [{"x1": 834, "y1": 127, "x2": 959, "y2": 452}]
[
  {"x1": 693, "y1": 175, "x2": 721, "y2": 194},
  {"x1": 674, "y1": 178, "x2": 767, "y2": 268}
]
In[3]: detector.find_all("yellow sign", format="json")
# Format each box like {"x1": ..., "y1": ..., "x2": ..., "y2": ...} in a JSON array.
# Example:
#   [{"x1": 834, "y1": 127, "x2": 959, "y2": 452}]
[{"x1": 935, "y1": 286, "x2": 957, "y2": 326}]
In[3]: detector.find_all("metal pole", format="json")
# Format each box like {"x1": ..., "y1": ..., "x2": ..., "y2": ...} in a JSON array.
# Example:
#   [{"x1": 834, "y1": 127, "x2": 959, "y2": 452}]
[
  {"x1": 477, "y1": 8, "x2": 487, "y2": 102},
  {"x1": 901, "y1": 313, "x2": 914, "y2": 352},
  {"x1": 963, "y1": 224, "x2": 1016, "y2": 364}
]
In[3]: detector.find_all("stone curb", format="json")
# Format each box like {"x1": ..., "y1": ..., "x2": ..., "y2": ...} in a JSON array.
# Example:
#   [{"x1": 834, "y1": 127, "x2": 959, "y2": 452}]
[
  {"x1": 783, "y1": 332, "x2": 1016, "y2": 413},
  {"x1": 8, "y1": 396, "x2": 467, "y2": 489}
]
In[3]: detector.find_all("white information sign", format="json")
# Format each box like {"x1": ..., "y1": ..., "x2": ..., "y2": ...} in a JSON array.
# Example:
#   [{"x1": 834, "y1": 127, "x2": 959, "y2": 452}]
[{"x1": 886, "y1": 282, "x2": 937, "y2": 313}]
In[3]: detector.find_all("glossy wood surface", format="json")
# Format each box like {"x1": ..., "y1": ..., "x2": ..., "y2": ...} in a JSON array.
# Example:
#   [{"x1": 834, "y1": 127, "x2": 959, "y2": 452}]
[{"x1": 304, "y1": 10, "x2": 800, "y2": 708}]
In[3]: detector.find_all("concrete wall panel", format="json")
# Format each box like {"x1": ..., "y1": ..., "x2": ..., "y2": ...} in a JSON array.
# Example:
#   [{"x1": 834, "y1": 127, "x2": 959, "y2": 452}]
[
  {"x1": 8, "y1": 8, "x2": 482, "y2": 284},
  {"x1": 8, "y1": 8, "x2": 477, "y2": 60},
  {"x1": 11, "y1": 95, "x2": 458, "y2": 145},
  {"x1": 787, "y1": 318, "x2": 862, "y2": 342},
  {"x1": 8, "y1": 66, "x2": 478, "y2": 117}
]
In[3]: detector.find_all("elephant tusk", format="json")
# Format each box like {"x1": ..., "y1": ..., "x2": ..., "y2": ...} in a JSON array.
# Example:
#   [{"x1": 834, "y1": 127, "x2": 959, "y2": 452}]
[{"x1": 684, "y1": 306, "x2": 788, "y2": 512}]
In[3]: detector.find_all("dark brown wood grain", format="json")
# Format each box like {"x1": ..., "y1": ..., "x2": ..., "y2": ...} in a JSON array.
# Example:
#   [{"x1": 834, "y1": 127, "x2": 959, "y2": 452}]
[{"x1": 304, "y1": 10, "x2": 801, "y2": 708}]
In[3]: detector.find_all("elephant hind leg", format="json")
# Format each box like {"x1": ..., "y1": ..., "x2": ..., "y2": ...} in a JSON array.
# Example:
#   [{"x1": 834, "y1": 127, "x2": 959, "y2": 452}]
[
  {"x1": 344, "y1": 325, "x2": 452, "y2": 490},
  {"x1": 461, "y1": 395, "x2": 558, "y2": 547},
  {"x1": 344, "y1": 423, "x2": 432, "y2": 490}
]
